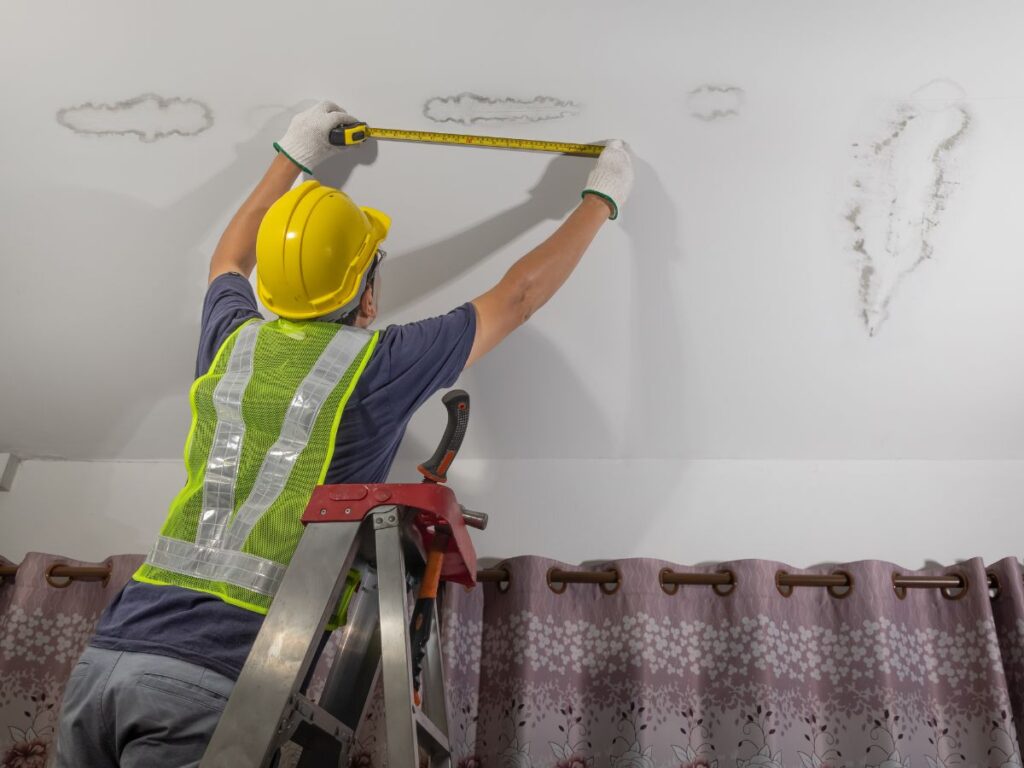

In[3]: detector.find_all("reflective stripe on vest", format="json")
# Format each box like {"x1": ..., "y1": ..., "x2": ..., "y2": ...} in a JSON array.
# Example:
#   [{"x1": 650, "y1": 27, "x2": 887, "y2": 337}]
[
  {"x1": 148, "y1": 534, "x2": 286, "y2": 597},
  {"x1": 137, "y1": 319, "x2": 378, "y2": 608},
  {"x1": 197, "y1": 321, "x2": 260, "y2": 547}
]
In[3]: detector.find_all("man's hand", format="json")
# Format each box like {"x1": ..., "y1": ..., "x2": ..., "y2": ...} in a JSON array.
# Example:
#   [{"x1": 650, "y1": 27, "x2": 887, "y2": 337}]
[
  {"x1": 582, "y1": 139, "x2": 634, "y2": 220},
  {"x1": 274, "y1": 100, "x2": 355, "y2": 175}
]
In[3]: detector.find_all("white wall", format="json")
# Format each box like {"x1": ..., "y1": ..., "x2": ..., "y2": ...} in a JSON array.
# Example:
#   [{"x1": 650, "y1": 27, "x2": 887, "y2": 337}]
[
  {"x1": 2, "y1": 1, "x2": 1024, "y2": 567},
  {"x1": 2, "y1": 457, "x2": 1019, "y2": 568}
]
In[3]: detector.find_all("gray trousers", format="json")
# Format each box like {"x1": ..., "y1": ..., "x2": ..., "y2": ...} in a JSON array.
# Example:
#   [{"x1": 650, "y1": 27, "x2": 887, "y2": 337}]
[{"x1": 56, "y1": 646, "x2": 236, "y2": 768}]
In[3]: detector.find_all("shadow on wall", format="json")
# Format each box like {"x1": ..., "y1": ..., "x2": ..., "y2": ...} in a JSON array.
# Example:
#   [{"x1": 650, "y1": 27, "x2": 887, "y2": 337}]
[
  {"x1": 378, "y1": 153, "x2": 592, "y2": 314},
  {"x1": 314, "y1": 138, "x2": 379, "y2": 190},
  {"x1": 623, "y1": 157, "x2": 686, "y2": 458},
  {"x1": 601, "y1": 157, "x2": 692, "y2": 558},
  {"x1": 397, "y1": 324, "x2": 615, "y2": 462},
  {"x1": 1, "y1": 106, "x2": 340, "y2": 459}
]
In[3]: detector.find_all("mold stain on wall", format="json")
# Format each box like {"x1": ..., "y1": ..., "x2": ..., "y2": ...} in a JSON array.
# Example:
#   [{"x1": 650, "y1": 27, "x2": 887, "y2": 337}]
[
  {"x1": 56, "y1": 93, "x2": 213, "y2": 142},
  {"x1": 423, "y1": 93, "x2": 581, "y2": 124},
  {"x1": 845, "y1": 81, "x2": 970, "y2": 335},
  {"x1": 687, "y1": 85, "x2": 744, "y2": 121}
]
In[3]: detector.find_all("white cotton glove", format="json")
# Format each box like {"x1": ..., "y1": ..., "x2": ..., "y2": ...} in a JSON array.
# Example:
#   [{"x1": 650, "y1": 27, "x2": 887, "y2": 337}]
[
  {"x1": 274, "y1": 100, "x2": 355, "y2": 174},
  {"x1": 582, "y1": 139, "x2": 634, "y2": 220}
]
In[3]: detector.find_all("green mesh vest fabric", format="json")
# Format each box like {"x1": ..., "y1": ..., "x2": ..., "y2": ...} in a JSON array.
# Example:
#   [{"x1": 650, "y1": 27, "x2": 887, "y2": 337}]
[{"x1": 134, "y1": 318, "x2": 379, "y2": 627}]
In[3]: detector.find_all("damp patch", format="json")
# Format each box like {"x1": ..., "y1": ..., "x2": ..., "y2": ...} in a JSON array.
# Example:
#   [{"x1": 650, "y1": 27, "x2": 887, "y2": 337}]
[
  {"x1": 845, "y1": 80, "x2": 970, "y2": 335},
  {"x1": 422, "y1": 93, "x2": 581, "y2": 124},
  {"x1": 56, "y1": 93, "x2": 214, "y2": 142},
  {"x1": 687, "y1": 85, "x2": 744, "y2": 121}
]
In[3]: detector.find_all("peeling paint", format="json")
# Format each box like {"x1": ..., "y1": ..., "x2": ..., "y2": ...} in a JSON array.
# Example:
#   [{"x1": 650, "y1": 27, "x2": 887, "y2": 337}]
[
  {"x1": 422, "y1": 93, "x2": 581, "y2": 124},
  {"x1": 845, "y1": 80, "x2": 970, "y2": 335},
  {"x1": 687, "y1": 85, "x2": 744, "y2": 121},
  {"x1": 56, "y1": 93, "x2": 213, "y2": 142}
]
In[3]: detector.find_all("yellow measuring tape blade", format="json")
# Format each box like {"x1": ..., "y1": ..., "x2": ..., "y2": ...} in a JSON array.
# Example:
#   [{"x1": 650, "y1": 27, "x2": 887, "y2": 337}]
[{"x1": 366, "y1": 127, "x2": 603, "y2": 158}]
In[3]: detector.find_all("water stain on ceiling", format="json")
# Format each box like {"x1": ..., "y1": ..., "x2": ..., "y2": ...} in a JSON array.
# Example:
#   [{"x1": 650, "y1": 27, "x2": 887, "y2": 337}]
[
  {"x1": 56, "y1": 93, "x2": 214, "y2": 142},
  {"x1": 687, "y1": 85, "x2": 744, "y2": 121},
  {"x1": 844, "y1": 80, "x2": 970, "y2": 336},
  {"x1": 422, "y1": 93, "x2": 581, "y2": 124}
]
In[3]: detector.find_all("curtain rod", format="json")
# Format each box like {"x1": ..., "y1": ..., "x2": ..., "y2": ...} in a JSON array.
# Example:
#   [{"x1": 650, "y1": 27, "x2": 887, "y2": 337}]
[
  {"x1": 2, "y1": 563, "x2": 1017, "y2": 599},
  {"x1": 0, "y1": 563, "x2": 111, "y2": 588},
  {"x1": 478, "y1": 566, "x2": 1018, "y2": 600}
]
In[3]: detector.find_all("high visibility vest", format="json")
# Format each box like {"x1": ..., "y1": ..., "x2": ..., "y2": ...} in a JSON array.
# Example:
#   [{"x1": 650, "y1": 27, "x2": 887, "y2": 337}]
[{"x1": 134, "y1": 318, "x2": 379, "y2": 624}]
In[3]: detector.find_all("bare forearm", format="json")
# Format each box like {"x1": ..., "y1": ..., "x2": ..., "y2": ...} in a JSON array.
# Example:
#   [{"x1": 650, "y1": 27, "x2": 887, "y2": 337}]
[
  {"x1": 208, "y1": 153, "x2": 302, "y2": 282},
  {"x1": 467, "y1": 195, "x2": 611, "y2": 367},
  {"x1": 503, "y1": 194, "x2": 611, "y2": 319}
]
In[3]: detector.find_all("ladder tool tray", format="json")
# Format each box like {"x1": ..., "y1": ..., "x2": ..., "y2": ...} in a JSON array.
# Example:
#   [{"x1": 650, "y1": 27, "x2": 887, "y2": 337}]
[{"x1": 303, "y1": 482, "x2": 478, "y2": 587}]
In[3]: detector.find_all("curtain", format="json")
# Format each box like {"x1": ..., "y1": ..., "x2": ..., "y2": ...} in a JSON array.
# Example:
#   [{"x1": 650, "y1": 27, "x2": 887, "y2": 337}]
[
  {"x1": 331, "y1": 556, "x2": 1024, "y2": 768},
  {"x1": 4, "y1": 553, "x2": 1021, "y2": 768},
  {"x1": 0, "y1": 553, "x2": 142, "y2": 768}
]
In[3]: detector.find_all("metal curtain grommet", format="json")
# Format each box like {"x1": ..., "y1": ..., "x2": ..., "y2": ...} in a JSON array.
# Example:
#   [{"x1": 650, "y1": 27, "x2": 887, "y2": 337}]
[
  {"x1": 941, "y1": 571, "x2": 969, "y2": 601},
  {"x1": 473, "y1": 567, "x2": 511, "y2": 592},
  {"x1": 599, "y1": 568, "x2": 621, "y2": 596},
  {"x1": 891, "y1": 571, "x2": 907, "y2": 600},
  {"x1": 775, "y1": 570, "x2": 793, "y2": 597},
  {"x1": 546, "y1": 567, "x2": 568, "y2": 594},
  {"x1": 988, "y1": 571, "x2": 1001, "y2": 601},
  {"x1": 45, "y1": 563, "x2": 73, "y2": 589},
  {"x1": 496, "y1": 565, "x2": 511, "y2": 594},
  {"x1": 712, "y1": 569, "x2": 737, "y2": 597},
  {"x1": 827, "y1": 570, "x2": 853, "y2": 599},
  {"x1": 659, "y1": 567, "x2": 679, "y2": 595},
  {"x1": 45, "y1": 561, "x2": 112, "y2": 589}
]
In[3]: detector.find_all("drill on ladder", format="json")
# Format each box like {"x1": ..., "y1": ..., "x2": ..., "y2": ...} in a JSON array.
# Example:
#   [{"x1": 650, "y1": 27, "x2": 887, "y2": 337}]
[{"x1": 200, "y1": 390, "x2": 485, "y2": 767}]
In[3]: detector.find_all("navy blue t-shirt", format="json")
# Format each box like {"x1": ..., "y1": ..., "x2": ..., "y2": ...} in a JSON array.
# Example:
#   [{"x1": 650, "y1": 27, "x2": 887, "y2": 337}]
[{"x1": 90, "y1": 273, "x2": 476, "y2": 679}]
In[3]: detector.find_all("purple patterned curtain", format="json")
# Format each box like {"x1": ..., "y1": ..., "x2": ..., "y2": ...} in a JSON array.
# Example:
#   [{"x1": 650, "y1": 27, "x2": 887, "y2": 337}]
[
  {"x1": 6, "y1": 552, "x2": 1019, "y2": 768},
  {"x1": 332, "y1": 556, "x2": 1024, "y2": 768},
  {"x1": 0, "y1": 553, "x2": 142, "y2": 768}
]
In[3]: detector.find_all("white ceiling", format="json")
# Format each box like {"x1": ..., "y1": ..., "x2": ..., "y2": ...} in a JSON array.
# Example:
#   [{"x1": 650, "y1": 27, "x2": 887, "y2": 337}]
[{"x1": 4, "y1": 0, "x2": 1024, "y2": 462}]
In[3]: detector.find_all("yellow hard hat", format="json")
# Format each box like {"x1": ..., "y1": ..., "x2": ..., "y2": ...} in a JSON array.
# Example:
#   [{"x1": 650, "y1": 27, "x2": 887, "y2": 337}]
[{"x1": 256, "y1": 180, "x2": 390, "y2": 320}]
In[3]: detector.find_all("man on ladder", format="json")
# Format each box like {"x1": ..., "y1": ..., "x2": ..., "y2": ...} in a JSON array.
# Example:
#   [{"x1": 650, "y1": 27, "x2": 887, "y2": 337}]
[{"x1": 55, "y1": 99, "x2": 632, "y2": 767}]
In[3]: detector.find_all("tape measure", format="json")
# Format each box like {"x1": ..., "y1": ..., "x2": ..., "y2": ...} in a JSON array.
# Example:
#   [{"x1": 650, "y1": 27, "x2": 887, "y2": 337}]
[{"x1": 328, "y1": 122, "x2": 603, "y2": 158}]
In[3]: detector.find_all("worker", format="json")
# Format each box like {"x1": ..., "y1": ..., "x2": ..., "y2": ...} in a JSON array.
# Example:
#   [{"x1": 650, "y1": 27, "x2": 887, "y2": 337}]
[{"x1": 54, "y1": 100, "x2": 632, "y2": 767}]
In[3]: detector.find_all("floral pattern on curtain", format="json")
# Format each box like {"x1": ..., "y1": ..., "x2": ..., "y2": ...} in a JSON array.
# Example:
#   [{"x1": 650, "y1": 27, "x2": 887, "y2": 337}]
[
  {"x1": 4, "y1": 552, "x2": 1021, "y2": 768},
  {"x1": 327, "y1": 556, "x2": 1024, "y2": 768},
  {"x1": 0, "y1": 553, "x2": 142, "y2": 768}
]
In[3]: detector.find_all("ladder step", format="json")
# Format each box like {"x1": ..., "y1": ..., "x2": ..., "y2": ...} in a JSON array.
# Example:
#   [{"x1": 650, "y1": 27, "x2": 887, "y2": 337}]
[
  {"x1": 289, "y1": 694, "x2": 354, "y2": 749},
  {"x1": 414, "y1": 710, "x2": 450, "y2": 755}
]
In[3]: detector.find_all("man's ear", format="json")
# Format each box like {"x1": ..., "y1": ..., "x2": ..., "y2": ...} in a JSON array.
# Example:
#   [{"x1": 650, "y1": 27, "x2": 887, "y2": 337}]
[{"x1": 359, "y1": 283, "x2": 376, "y2": 319}]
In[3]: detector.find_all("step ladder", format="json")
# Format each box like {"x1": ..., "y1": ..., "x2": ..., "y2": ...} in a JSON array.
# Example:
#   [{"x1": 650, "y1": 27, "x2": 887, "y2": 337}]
[{"x1": 200, "y1": 391, "x2": 483, "y2": 768}]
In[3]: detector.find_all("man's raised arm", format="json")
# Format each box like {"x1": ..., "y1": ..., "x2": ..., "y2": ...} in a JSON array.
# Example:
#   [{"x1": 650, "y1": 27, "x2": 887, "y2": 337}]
[
  {"x1": 467, "y1": 140, "x2": 634, "y2": 367},
  {"x1": 208, "y1": 101, "x2": 353, "y2": 283}
]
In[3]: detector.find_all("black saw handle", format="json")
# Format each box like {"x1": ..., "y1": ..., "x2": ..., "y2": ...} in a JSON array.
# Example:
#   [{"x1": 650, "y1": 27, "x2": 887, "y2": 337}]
[
  {"x1": 417, "y1": 390, "x2": 470, "y2": 484},
  {"x1": 410, "y1": 390, "x2": 469, "y2": 702}
]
